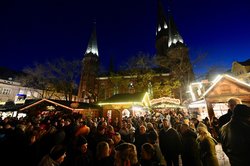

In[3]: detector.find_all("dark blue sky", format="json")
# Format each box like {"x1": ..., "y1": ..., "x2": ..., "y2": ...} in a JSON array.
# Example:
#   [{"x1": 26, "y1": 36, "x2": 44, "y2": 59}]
[{"x1": 1, "y1": 0, "x2": 250, "y2": 79}]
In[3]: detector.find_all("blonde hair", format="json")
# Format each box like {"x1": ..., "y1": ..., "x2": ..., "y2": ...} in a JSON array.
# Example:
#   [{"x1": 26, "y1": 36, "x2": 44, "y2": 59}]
[
  {"x1": 228, "y1": 97, "x2": 242, "y2": 106},
  {"x1": 115, "y1": 143, "x2": 138, "y2": 166},
  {"x1": 197, "y1": 126, "x2": 212, "y2": 141},
  {"x1": 96, "y1": 141, "x2": 109, "y2": 160}
]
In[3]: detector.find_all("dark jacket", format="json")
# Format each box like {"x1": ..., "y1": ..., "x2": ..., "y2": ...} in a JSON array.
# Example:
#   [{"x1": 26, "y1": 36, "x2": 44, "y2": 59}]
[
  {"x1": 159, "y1": 127, "x2": 182, "y2": 156},
  {"x1": 181, "y1": 129, "x2": 202, "y2": 166},
  {"x1": 218, "y1": 109, "x2": 232, "y2": 128},
  {"x1": 220, "y1": 104, "x2": 250, "y2": 166}
]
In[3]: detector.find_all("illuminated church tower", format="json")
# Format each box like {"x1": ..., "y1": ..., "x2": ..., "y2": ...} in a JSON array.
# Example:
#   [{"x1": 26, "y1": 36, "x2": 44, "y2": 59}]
[
  {"x1": 78, "y1": 23, "x2": 99, "y2": 103},
  {"x1": 155, "y1": 0, "x2": 194, "y2": 100}
]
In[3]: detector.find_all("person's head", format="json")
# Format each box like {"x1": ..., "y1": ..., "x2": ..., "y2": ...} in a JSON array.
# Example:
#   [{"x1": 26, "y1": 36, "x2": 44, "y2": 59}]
[
  {"x1": 106, "y1": 125, "x2": 115, "y2": 133},
  {"x1": 146, "y1": 131, "x2": 157, "y2": 144},
  {"x1": 97, "y1": 125, "x2": 106, "y2": 135},
  {"x1": 227, "y1": 98, "x2": 241, "y2": 111},
  {"x1": 107, "y1": 138, "x2": 115, "y2": 153},
  {"x1": 191, "y1": 118, "x2": 199, "y2": 125},
  {"x1": 127, "y1": 123, "x2": 133, "y2": 129},
  {"x1": 139, "y1": 125, "x2": 147, "y2": 134},
  {"x1": 112, "y1": 132, "x2": 122, "y2": 145},
  {"x1": 121, "y1": 120, "x2": 128, "y2": 128},
  {"x1": 141, "y1": 143, "x2": 155, "y2": 160},
  {"x1": 114, "y1": 143, "x2": 138, "y2": 166},
  {"x1": 49, "y1": 144, "x2": 67, "y2": 164},
  {"x1": 96, "y1": 141, "x2": 110, "y2": 160},
  {"x1": 102, "y1": 121, "x2": 108, "y2": 128},
  {"x1": 179, "y1": 123, "x2": 189, "y2": 134},
  {"x1": 197, "y1": 126, "x2": 211, "y2": 140},
  {"x1": 162, "y1": 118, "x2": 171, "y2": 129},
  {"x1": 76, "y1": 135, "x2": 88, "y2": 153},
  {"x1": 146, "y1": 122, "x2": 154, "y2": 130},
  {"x1": 232, "y1": 104, "x2": 250, "y2": 120}
]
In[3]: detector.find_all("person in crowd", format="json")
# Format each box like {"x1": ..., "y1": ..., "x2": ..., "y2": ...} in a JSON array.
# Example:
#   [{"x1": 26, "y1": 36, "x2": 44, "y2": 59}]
[
  {"x1": 112, "y1": 117, "x2": 121, "y2": 132},
  {"x1": 179, "y1": 123, "x2": 202, "y2": 166},
  {"x1": 107, "y1": 138, "x2": 116, "y2": 158},
  {"x1": 140, "y1": 143, "x2": 158, "y2": 166},
  {"x1": 210, "y1": 116, "x2": 220, "y2": 141},
  {"x1": 190, "y1": 117, "x2": 207, "y2": 131},
  {"x1": 74, "y1": 121, "x2": 90, "y2": 137},
  {"x1": 64, "y1": 135, "x2": 93, "y2": 166},
  {"x1": 112, "y1": 132, "x2": 125, "y2": 148},
  {"x1": 134, "y1": 125, "x2": 148, "y2": 159},
  {"x1": 220, "y1": 104, "x2": 250, "y2": 166},
  {"x1": 106, "y1": 124, "x2": 115, "y2": 139},
  {"x1": 38, "y1": 144, "x2": 67, "y2": 166},
  {"x1": 127, "y1": 122, "x2": 136, "y2": 143},
  {"x1": 146, "y1": 122, "x2": 158, "y2": 142},
  {"x1": 159, "y1": 118, "x2": 182, "y2": 166},
  {"x1": 119, "y1": 120, "x2": 130, "y2": 142},
  {"x1": 146, "y1": 131, "x2": 166, "y2": 166},
  {"x1": 94, "y1": 141, "x2": 114, "y2": 166},
  {"x1": 91, "y1": 124, "x2": 108, "y2": 156},
  {"x1": 197, "y1": 126, "x2": 219, "y2": 166},
  {"x1": 218, "y1": 98, "x2": 241, "y2": 128},
  {"x1": 114, "y1": 142, "x2": 140, "y2": 166}
]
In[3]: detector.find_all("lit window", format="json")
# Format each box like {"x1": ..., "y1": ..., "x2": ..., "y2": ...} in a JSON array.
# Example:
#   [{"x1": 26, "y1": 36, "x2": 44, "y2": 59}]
[
  {"x1": 2, "y1": 88, "x2": 11, "y2": 95},
  {"x1": 128, "y1": 82, "x2": 134, "y2": 88},
  {"x1": 158, "y1": 25, "x2": 161, "y2": 31},
  {"x1": 164, "y1": 22, "x2": 168, "y2": 29}
]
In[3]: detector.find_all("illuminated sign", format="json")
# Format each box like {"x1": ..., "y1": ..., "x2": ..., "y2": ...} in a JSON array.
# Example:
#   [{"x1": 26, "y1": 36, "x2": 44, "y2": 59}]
[{"x1": 151, "y1": 97, "x2": 181, "y2": 105}]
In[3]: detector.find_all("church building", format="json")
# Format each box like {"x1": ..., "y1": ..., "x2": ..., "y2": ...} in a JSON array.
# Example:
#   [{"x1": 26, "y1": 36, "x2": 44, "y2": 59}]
[{"x1": 78, "y1": 0, "x2": 194, "y2": 103}]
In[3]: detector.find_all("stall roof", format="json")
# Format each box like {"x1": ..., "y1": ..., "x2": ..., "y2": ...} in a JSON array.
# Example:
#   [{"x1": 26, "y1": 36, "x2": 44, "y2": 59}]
[
  {"x1": 203, "y1": 74, "x2": 250, "y2": 98},
  {"x1": 19, "y1": 98, "x2": 100, "y2": 112},
  {"x1": 98, "y1": 92, "x2": 150, "y2": 107}
]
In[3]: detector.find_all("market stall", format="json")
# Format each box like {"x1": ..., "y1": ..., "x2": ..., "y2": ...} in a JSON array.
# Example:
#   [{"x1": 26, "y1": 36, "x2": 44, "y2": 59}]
[{"x1": 98, "y1": 92, "x2": 151, "y2": 123}]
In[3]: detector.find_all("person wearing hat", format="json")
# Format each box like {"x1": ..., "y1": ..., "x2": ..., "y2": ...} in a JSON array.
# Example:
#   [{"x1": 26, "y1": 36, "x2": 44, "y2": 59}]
[
  {"x1": 220, "y1": 104, "x2": 250, "y2": 166},
  {"x1": 38, "y1": 144, "x2": 67, "y2": 166},
  {"x1": 63, "y1": 135, "x2": 94, "y2": 166},
  {"x1": 73, "y1": 135, "x2": 94, "y2": 166}
]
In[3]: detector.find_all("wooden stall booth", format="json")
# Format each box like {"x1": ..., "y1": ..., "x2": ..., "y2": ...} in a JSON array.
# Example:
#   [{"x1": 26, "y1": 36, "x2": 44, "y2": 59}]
[
  {"x1": 98, "y1": 92, "x2": 151, "y2": 124},
  {"x1": 202, "y1": 74, "x2": 250, "y2": 120},
  {"x1": 19, "y1": 98, "x2": 101, "y2": 118}
]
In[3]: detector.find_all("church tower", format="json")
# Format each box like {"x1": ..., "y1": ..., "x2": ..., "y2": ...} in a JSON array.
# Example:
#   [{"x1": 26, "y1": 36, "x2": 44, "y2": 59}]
[
  {"x1": 155, "y1": 0, "x2": 194, "y2": 101},
  {"x1": 78, "y1": 23, "x2": 99, "y2": 103}
]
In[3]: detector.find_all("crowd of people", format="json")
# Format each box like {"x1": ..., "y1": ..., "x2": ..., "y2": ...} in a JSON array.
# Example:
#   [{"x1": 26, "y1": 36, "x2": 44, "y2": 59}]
[{"x1": 0, "y1": 98, "x2": 249, "y2": 166}]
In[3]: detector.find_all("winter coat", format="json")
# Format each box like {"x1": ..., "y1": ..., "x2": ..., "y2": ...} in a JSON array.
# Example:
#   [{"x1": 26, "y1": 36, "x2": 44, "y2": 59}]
[
  {"x1": 197, "y1": 136, "x2": 219, "y2": 166},
  {"x1": 220, "y1": 117, "x2": 250, "y2": 166}
]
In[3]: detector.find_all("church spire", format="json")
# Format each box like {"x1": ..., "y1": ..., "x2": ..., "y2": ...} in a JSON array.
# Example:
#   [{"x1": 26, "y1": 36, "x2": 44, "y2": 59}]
[
  {"x1": 167, "y1": 10, "x2": 184, "y2": 47},
  {"x1": 156, "y1": 0, "x2": 169, "y2": 40},
  {"x1": 85, "y1": 22, "x2": 99, "y2": 56},
  {"x1": 78, "y1": 22, "x2": 99, "y2": 103},
  {"x1": 156, "y1": 0, "x2": 184, "y2": 48}
]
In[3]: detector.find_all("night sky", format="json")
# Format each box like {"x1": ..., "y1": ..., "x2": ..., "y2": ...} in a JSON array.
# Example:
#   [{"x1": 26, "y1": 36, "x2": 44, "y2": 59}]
[{"x1": 1, "y1": 0, "x2": 250, "y2": 79}]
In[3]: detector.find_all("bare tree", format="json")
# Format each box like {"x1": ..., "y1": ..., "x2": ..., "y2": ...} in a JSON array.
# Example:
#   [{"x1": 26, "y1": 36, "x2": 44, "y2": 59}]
[
  {"x1": 19, "y1": 58, "x2": 81, "y2": 101},
  {"x1": 119, "y1": 52, "x2": 180, "y2": 98},
  {"x1": 19, "y1": 63, "x2": 55, "y2": 99}
]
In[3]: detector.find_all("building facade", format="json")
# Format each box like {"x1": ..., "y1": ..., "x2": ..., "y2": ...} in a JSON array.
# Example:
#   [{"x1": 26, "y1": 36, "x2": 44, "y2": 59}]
[{"x1": 231, "y1": 59, "x2": 250, "y2": 83}]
